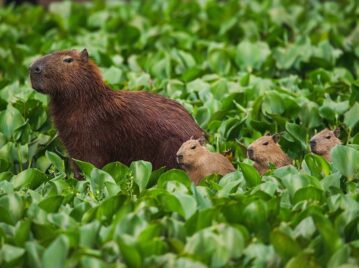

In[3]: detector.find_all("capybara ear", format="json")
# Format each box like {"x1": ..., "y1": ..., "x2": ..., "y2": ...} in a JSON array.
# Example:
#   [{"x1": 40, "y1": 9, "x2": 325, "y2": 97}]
[
  {"x1": 80, "y1": 49, "x2": 89, "y2": 62},
  {"x1": 334, "y1": 127, "x2": 340, "y2": 137},
  {"x1": 198, "y1": 136, "x2": 206, "y2": 145},
  {"x1": 265, "y1": 133, "x2": 272, "y2": 136},
  {"x1": 272, "y1": 133, "x2": 281, "y2": 143}
]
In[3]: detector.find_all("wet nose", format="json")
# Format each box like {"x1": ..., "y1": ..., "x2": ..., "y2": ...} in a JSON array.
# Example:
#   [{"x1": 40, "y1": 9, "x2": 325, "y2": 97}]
[
  {"x1": 310, "y1": 140, "x2": 316, "y2": 148},
  {"x1": 247, "y1": 147, "x2": 254, "y2": 159},
  {"x1": 30, "y1": 64, "x2": 43, "y2": 74},
  {"x1": 176, "y1": 154, "x2": 183, "y2": 162}
]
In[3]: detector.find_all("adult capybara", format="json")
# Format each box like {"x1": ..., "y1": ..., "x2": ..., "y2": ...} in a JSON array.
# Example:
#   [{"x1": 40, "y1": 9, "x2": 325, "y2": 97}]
[
  {"x1": 29, "y1": 49, "x2": 204, "y2": 176},
  {"x1": 247, "y1": 133, "x2": 291, "y2": 175},
  {"x1": 310, "y1": 128, "x2": 341, "y2": 161},
  {"x1": 176, "y1": 137, "x2": 236, "y2": 184}
]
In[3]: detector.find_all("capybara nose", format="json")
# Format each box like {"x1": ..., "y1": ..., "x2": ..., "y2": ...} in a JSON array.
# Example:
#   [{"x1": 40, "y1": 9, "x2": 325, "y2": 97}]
[
  {"x1": 30, "y1": 64, "x2": 42, "y2": 74},
  {"x1": 176, "y1": 154, "x2": 183, "y2": 163},
  {"x1": 247, "y1": 147, "x2": 254, "y2": 159},
  {"x1": 310, "y1": 140, "x2": 316, "y2": 148}
]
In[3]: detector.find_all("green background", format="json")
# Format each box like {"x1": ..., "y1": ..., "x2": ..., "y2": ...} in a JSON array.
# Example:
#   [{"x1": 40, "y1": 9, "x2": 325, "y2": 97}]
[{"x1": 0, "y1": 0, "x2": 358, "y2": 267}]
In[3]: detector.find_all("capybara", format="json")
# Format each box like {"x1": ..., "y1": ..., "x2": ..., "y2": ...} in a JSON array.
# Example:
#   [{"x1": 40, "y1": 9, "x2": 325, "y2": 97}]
[
  {"x1": 247, "y1": 133, "x2": 291, "y2": 175},
  {"x1": 29, "y1": 49, "x2": 204, "y2": 176},
  {"x1": 176, "y1": 137, "x2": 236, "y2": 184},
  {"x1": 310, "y1": 128, "x2": 341, "y2": 161}
]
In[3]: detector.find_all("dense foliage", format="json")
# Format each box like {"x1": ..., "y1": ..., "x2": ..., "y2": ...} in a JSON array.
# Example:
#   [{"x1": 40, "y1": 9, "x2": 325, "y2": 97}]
[{"x1": 0, "y1": 0, "x2": 359, "y2": 267}]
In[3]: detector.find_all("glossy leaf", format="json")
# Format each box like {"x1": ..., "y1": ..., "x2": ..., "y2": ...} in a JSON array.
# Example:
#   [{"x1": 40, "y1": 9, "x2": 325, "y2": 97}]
[
  {"x1": 11, "y1": 168, "x2": 48, "y2": 190},
  {"x1": 332, "y1": 145, "x2": 359, "y2": 180}
]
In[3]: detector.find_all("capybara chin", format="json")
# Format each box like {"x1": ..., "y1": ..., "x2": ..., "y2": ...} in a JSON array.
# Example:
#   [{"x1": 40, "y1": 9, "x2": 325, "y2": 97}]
[
  {"x1": 310, "y1": 128, "x2": 341, "y2": 161},
  {"x1": 247, "y1": 133, "x2": 291, "y2": 175},
  {"x1": 29, "y1": 49, "x2": 204, "y2": 177},
  {"x1": 176, "y1": 137, "x2": 236, "y2": 184}
]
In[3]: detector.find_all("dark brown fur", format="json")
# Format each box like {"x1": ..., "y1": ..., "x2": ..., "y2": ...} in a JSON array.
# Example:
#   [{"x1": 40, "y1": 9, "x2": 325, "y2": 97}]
[
  {"x1": 176, "y1": 138, "x2": 236, "y2": 184},
  {"x1": 29, "y1": 49, "x2": 203, "y2": 175},
  {"x1": 247, "y1": 134, "x2": 291, "y2": 175}
]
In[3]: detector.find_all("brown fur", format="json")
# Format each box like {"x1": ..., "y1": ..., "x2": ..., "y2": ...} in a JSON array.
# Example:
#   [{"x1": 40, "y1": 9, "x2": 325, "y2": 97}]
[
  {"x1": 29, "y1": 49, "x2": 204, "y2": 176},
  {"x1": 310, "y1": 128, "x2": 341, "y2": 161},
  {"x1": 176, "y1": 138, "x2": 236, "y2": 184},
  {"x1": 247, "y1": 134, "x2": 291, "y2": 175}
]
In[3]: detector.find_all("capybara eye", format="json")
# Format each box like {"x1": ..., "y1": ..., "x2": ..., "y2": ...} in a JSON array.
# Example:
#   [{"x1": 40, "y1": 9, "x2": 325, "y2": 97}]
[
  {"x1": 263, "y1": 142, "x2": 269, "y2": 145},
  {"x1": 326, "y1": 136, "x2": 331, "y2": 139},
  {"x1": 191, "y1": 146, "x2": 196, "y2": 150},
  {"x1": 63, "y1": 57, "x2": 74, "y2": 63}
]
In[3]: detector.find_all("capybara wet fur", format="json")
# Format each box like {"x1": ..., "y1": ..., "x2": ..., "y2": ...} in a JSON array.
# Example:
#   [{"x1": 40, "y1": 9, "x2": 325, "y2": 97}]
[
  {"x1": 29, "y1": 49, "x2": 204, "y2": 177},
  {"x1": 310, "y1": 128, "x2": 341, "y2": 161},
  {"x1": 247, "y1": 134, "x2": 291, "y2": 175},
  {"x1": 176, "y1": 138, "x2": 236, "y2": 184}
]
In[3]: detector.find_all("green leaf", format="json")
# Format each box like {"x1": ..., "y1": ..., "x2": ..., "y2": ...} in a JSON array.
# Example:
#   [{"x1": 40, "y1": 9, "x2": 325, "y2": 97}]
[
  {"x1": 185, "y1": 208, "x2": 217, "y2": 235},
  {"x1": 191, "y1": 185, "x2": 212, "y2": 209},
  {"x1": 103, "y1": 161, "x2": 129, "y2": 183},
  {"x1": 185, "y1": 224, "x2": 244, "y2": 266},
  {"x1": 25, "y1": 241, "x2": 44, "y2": 268},
  {"x1": 239, "y1": 162, "x2": 261, "y2": 187},
  {"x1": 270, "y1": 229, "x2": 301, "y2": 260},
  {"x1": 208, "y1": 48, "x2": 231, "y2": 75},
  {"x1": 344, "y1": 102, "x2": 359, "y2": 129},
  {"x1": 11, "y1": 168, "x2": 48, "y2": 190},
  {"x1": 274, "y1": 166, "x2": 322, "y2": 199},
  {"x1": 286, "y1": 252, "x2": 320, "y2": 268},
  {"x1": 14, "y1": 219, "x2": 31, "y2": 246},
  {"x1": 38, "y1": 195, "x2": 64, "y2": 213},
  {"x1": 118, "y1": 238, "x2": 142, "y2": 268},
  {"x1": 130, "y1": 160, "x2": 152, "y2": 192},
  {"x1": 285, "y1": 122, "x2": 307, "y2": 150},
  {"x1": 1, "y1": 244, "x2": 25, "y2": 264},
  {"x1": 42, "y1": 235, "x2": 69, "y2": 268},
  {"x1": 311, "y1": 213, "x2": 343, "y2": 254},
  {"x1": 243, "y1": 200, "x2": 268, "y2": 228},
  {"x1": 0, "y1": 193, "x2": 24, "y2": 224},
  {"x1": 321, "y1": 172, "x2": 341, "y2": 191},
  {"x1": 172, "y1": 193, "x2": 197, "y2": 219},
  {"x1": 293, "y1": 186, "x2": 323, "y2": 204},
  {"x1": 75, "y1": 159, "x2": 96, "y2": 177},
  {"x1": 80, "y1": 257, "x2": 109, "y2": 268},
  {"x1": 304, "y1": 154, "x2": 331, "y2": 178},
  {"x1": 331, "y1": 145, "x2": 359, "y2": 180},
  {"x1": 0, "y1": 105, "x2": 25, "y2": 139},
  {"x1": 95, "y1": 195, "x2": 127, "y2": 223},
  {"x1": 87, "y1": 168, "x2": 116, "y2": 197},
  {"x1": 157, "y1": 169, "x2": 192, "y2": 189},
  {"x1": 235, "y1": 41, "x2": 270, "y2": 70},
  {"x1": 87, "y1": 11, "x2": 109, "y2": 29},
  {"x1": 79, "y1": 221, "x2": 101, "y2": 248},
  {"x1": 103, "y1": 66, "x2": 123, "y2": 85},
  {"x1": 327, "y1": 245, "x2": 350, "y2": 268},
  {"x1": 146, "y1": 189, "x2": 185, "y2": 218},
  {"x1": 45, "y1": 151, "x2": 65, "y2": 172}
]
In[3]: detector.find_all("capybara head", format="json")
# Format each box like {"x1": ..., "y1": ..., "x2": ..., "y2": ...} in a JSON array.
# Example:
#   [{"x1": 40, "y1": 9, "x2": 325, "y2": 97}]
[
  {"x1": 247, "y1": 133, "x2": 291, "y2": 174},
  {"x1": 29, "y1": 49, "x2": 102, "y2": 96},
  {"x1": 176, "y1": 137, "x2": 206, "y2": 169},
  {"x1": 310, "y1": 128, "x2": 341, "y2": 161},
  {"x1": 247, "y1": 134, "x2": 281, "y2": 162}
]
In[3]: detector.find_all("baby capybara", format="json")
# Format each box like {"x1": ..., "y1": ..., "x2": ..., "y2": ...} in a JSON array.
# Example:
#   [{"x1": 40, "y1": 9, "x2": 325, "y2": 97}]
[
  {"x1": 310, "y1": 128, "x2": 341, "y2": 161},
  {"x1": 29, "y1": 49, "x2": 204, "y2": 176},
  {"x1": 247, "y1": 134, "x2": 291, "y2": 175},
  {"x1": 176, "y1": 138, "x2": 236, "y2": 184}
]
